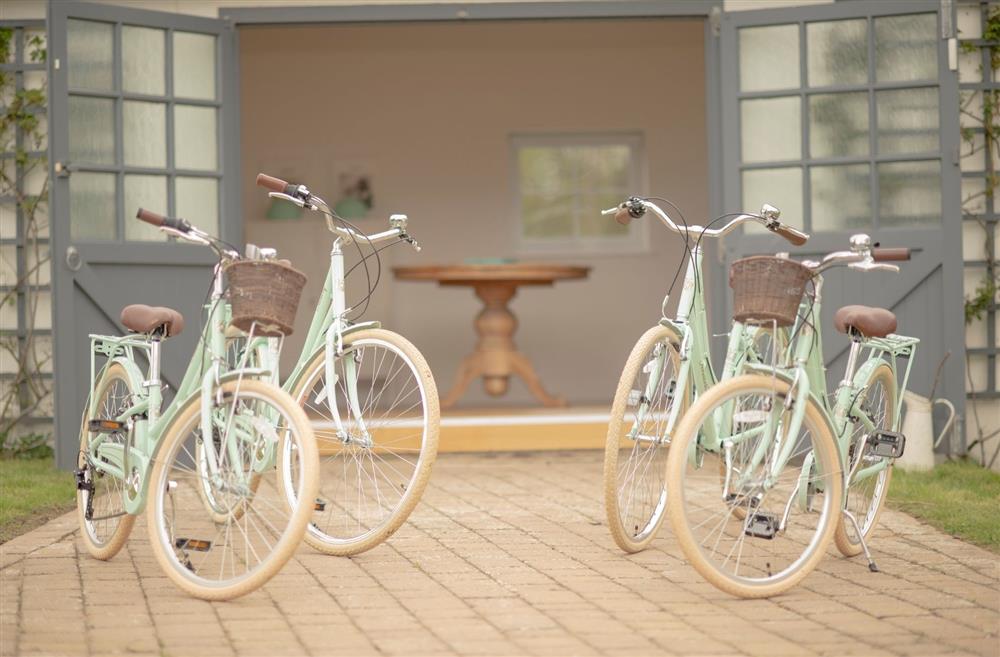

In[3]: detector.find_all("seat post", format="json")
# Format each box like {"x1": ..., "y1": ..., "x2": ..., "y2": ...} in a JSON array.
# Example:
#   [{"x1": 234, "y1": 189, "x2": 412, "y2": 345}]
[
  {"x1": 841, "y1": 332, "x2": 863, "y2": 386},
  {"x1": 145, "y1": 335, "x2": 163, "y2": 423}
]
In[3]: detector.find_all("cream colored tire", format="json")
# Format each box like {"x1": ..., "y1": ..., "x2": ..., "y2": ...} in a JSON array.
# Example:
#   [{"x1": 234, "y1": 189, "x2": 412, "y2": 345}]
[
  {"x1": 146, "y1": 379, "x2": 318, "y2": 601},
  {"x1": 834, "y1": 363, "x2": 895, "y2": 557},
  {"x1": 77, "y1": 363, "x2": 137, "y2": 560},
  {"x1": 666, "y1": 374, "x2": 843, "y2": 599},
  {"x1": 287, "y1": 329, "x2": 439, "y2": 556},
  {"x1": 604, "y1": 325, "x2": 685, "y2": 553}
]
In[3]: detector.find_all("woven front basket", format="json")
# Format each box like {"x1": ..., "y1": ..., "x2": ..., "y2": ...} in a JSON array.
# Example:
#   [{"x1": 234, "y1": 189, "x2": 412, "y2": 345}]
[
  {"x1": 225, "y1": 260, "x2": 307, "y2": 337},
  {"x1": 729, "y1": 256, "x2": 813, "y2": 327}
]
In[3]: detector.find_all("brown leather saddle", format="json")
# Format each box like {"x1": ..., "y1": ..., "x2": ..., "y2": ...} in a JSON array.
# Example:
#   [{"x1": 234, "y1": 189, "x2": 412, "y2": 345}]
[
  {"x1": 833, "y1": 305, "x2": 896, "y2": 339},
  {"x1": 120, "y1": 304, "x2": 185, "y2": 337}
]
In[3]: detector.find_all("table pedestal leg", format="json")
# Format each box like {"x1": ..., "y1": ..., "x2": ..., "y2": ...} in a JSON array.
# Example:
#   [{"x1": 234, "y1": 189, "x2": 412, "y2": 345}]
[{"x1": 441, "y1": 282, "x2": 566, "y2": 409}]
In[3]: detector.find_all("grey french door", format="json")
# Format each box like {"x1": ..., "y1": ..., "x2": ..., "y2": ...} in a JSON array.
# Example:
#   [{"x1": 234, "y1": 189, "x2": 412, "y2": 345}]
[
  {"x1": 49, "y1": 2, "x2": 240, "y2": 469},
  {"x1": 716, "y1": 0, "x2": 965, "y2": 430}
]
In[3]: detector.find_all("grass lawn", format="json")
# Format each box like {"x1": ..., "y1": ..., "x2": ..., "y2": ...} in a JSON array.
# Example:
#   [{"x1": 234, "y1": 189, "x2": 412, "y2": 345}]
[
  {"x1": 0, "y1": 458, "x2": 75, "y2": 543},
  {"x1": 888, "y1": 459, "x2": 1000, "y2": 553}
]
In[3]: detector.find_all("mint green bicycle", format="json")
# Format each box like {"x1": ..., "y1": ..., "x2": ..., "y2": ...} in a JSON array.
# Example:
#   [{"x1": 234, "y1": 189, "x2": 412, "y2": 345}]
[
  {"x1": 600, "y1": 197, "x2": 808, "y2": 553},
  {"x1": 75, "y1": 209, "x2": 319, "y2": 600},
  {"x1": 664, "y1": 234, "x2": 913, "y2": 598},
  {"x1": 233, "y1": 174, "x2": 439, "y2": 557}
]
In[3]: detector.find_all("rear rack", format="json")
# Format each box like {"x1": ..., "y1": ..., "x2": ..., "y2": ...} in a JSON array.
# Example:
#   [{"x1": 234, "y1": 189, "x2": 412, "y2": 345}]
[{"x1": 861, "y1": 333, "x2": 919, "y2": 427}]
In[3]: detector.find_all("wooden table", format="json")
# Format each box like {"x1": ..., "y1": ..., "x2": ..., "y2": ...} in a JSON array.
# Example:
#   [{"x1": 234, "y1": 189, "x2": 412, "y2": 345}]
[{"x1": 394, "y1": 263, "x2": 590, "y2": 408}]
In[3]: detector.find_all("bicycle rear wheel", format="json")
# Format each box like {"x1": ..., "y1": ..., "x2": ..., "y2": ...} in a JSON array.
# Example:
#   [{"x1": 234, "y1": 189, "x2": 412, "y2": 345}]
[
  {"x1": 76, "y1": 363, "x2": 137, "y2": 560},
  {"x1": 604, "y1": 325, "x2": 685, "y2": 553},
  {"x1": 666, "y1": 374, "x2": 842, "y2": 598},
  {"x1": 834, "y1": 362, "x2": 895, "y2": 557},
  {"x1": 146, "y1": 378, "x2": 318, "y2": 600}
]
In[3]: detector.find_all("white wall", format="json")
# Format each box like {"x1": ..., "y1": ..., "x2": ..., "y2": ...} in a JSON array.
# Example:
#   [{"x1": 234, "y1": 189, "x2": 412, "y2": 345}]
[{"x1": 240, "y1": 18, "x2": 708, "y2": 407}]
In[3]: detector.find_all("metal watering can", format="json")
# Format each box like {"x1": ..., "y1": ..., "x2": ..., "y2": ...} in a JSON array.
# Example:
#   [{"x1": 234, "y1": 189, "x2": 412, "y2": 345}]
[{"x1": 896, "y1": 391, "x2": 956, "y2": 471}]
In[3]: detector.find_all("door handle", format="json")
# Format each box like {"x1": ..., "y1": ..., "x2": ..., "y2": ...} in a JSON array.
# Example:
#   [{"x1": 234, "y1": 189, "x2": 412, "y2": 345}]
[{"x1": 65, "y1": 245, "x2": 81, "y2": 271}]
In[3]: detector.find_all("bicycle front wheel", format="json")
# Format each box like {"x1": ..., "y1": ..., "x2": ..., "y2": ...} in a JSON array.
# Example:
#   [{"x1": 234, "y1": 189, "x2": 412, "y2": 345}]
[
  {"x1": 666, "y1": 374, "x2": 842, "y2": 598},
  {"x1": 287, "y1": 328, "x2": 439, "y2": 556},
  {"x1": 146, "y1": 378, "x2": 318, "y2": 600},
  {"x1": 834, "y1": 362, "x2": 895, "y2": 557},
  {"x1": 604, "y1": 325, "x2": 685, "y2": 553}
]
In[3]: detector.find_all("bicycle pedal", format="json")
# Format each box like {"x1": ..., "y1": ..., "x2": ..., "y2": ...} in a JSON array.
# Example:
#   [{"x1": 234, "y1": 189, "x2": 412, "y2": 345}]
[
  {"x1": 174, "y1": 538, "x2": 212, "y2": 552},
  {"x1": 88, "y1": 418, "x2": 125, "y2": 433},
  {"x1": 744, "y1": 512, "x2": 779, "y2": 540},
  {"x1": 314, "y1": 498, "x2": 326, "y2": 511},
  {"x1": 867, "y1": 430, "x2": 905, "y2": 459}
]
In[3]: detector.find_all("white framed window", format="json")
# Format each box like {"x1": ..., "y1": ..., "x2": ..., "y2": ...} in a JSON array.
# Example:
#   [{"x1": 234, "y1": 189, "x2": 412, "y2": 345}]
[{"x1": 512, "y1": 133, "x2": 647, "y2": 255}]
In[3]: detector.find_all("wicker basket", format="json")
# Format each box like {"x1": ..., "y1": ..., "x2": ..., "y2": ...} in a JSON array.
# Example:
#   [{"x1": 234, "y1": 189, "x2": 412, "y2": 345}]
[
  {"x1": 225, "y1": 260, "x2": 307, "y2": 337},
  {"x1": 729, "y1": 256, "x2": 813, "y2": 327}
]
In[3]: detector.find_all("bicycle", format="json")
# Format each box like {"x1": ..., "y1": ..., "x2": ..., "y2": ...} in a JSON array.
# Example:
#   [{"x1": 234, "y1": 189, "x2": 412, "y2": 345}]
[
  {"x1": 599, "y1": 196, "x2": 809, "y2": 553},
  {"x1": 245, "y1": 173, "x2": 440, "y2": 556},
  {"x1": 75, "y1": 208, "x2": 320, "y2": 600},
  {"x1": 664, "y1": 234, "x2": 913, "y2": 598}
]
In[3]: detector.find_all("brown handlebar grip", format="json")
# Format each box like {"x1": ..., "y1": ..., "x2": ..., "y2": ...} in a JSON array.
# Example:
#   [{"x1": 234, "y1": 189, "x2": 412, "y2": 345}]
[
  {"x1": 771, "y1": 223, "x2": 809, "y2": 246},
  {"x1": 873, "y1": 247, "x2": 910, "y2": 262},
  {"x1": 136, "y1": 208, "x2": 166, "y2": 227},
  {"x1": 614, "y1": 208, "x2": 632, "y2": 226},
  {"x1": 256, "y1": 173, "x2": 289, "y2": 193}
]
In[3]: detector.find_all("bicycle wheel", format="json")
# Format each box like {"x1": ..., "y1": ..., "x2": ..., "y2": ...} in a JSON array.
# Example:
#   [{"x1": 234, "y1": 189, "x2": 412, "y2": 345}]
[
  {"x1": 604, "y1": 325, "x2": 685, "y2": 553},
  {"x1": 666, "y1": 374, "x2": 842, "y2": 598},
  {"x1": 834, "y1": 362, "x2": 895, "y2": 557},
  {"x1": 146, "y1": 378, "x2": 318, "y2": 600},
  {"x1": 76, "y1": 363, "x2": 137, "y2": 560},
  {"x1": 195, "y1": 336, "x2": 266, "y2": 523},
  {"x1": 286, "y1": 328, "x2": 439, "y2": 556}
]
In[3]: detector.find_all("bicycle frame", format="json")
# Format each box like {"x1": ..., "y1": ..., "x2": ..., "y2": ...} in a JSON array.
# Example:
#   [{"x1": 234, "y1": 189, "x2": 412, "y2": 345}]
[
  {"x1": 627, "y1": 244, "x2": 776, "y2": 446},
  {"x1": 84, "y1": 264, "x2": 274, "y2": 515},
  {"x1": 715, "y1": 274, "x2": 919, "y2": 496}
]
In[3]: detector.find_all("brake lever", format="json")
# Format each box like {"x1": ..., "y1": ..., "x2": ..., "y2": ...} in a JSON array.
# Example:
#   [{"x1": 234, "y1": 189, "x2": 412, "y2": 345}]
[
  {"x1": 402, "y1": 234, "x2": 421, "y2": 252},
  {"x1": 850, "y1": 261, "x2": 899, "y2": 273},
  {"x1": 268, "y1": 191, "x2": 307, "y2": 208}
]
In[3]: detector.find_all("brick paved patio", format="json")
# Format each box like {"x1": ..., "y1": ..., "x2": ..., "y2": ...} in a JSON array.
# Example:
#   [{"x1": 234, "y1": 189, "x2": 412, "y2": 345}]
[{"x1": 1, "y1": 451, "x2": 997, "y2": 657}]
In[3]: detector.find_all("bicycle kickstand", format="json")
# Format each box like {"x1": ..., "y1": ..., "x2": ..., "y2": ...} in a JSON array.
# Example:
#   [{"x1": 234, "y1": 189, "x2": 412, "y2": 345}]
[{"x1": 841, "y1": 509, "x2": 880, "y2": 573}]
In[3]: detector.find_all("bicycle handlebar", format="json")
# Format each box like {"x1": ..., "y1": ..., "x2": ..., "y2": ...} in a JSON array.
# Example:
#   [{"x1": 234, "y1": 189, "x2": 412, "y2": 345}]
[
  {"x1": 602, "y1": 197, "x2": 810, "y2": 246},
  {"x1": 873, "y1": 247, "x2": 910, "y2": 262},
  {"x1": 257, "y1": 172, "x2": 421, "y2": 251},
  {"x1": 135, "y1": 208, "x2": 192, "y2": 233}
]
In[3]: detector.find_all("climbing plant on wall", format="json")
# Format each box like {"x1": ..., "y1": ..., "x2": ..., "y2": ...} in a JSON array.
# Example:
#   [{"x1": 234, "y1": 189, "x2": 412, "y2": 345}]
[{"x1": 0, "y1": 26, "x2": 51, "y2": 457}]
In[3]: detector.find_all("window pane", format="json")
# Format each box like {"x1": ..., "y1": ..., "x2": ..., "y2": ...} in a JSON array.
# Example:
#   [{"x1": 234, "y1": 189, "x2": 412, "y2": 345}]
[
  {"x1": 878, "y1": 160, "x2": 940, "y2": 226},
  {"x1": 174, "y1": 105, "x2": 217, "y2": 170},
  {"x1": 809, "y1": 92, "x2": 868, "y2": 158},
  {"x1": 175, "y1": 177, "x2": 219, "y2": 236},
  {"x1": 739, "y1": 25, "x2": 800, "y2": 92},
  {"x1": 69, "y1": 96, "x2": 114, "y2": 165},
  {"x1": 122, "y1": 26, "x2": 165, "y2": 95},
  {"x1": 123, "y1": 101, "x2": 166, "y2": 168},
  {"x1": 576, "y1": 146, "x2": 630, "y2": 192},
  {"x1": 742, "y1": 168, "x2": 803, "y2": 230},
  {"x1": 67, "y1": 19, "x2": 112, "y2": 91},
  {"x1": 811, "y1": 164, "x2": 871, "y2": 231},
  {"x1": 807, "y1": 19, "x2": 867, "y2": 87},
  {"x1": 70, "y1": 172, "x2": 116, "y2": 241},
  {"x1": 519, "y1": 147, "x2": 567, "y2": 196},
  {"x1": 173, "y1": 32, "x2": 217, "y2": 100},
  {"x1": 124, "y1": 175, "x2": 167, "y2": 241},
  {"x1": 875, "y1": 14, "x2": 938, "y2": 83},
  {"x1": 522, "y1": 193, "x2": 573, "y2": 239},
  {"x1": 876, "y1": 88, "x2": 939, "y2": 155},
  {"x1": 741, "y1": 97, "x2": 801, "y2": 163}
]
